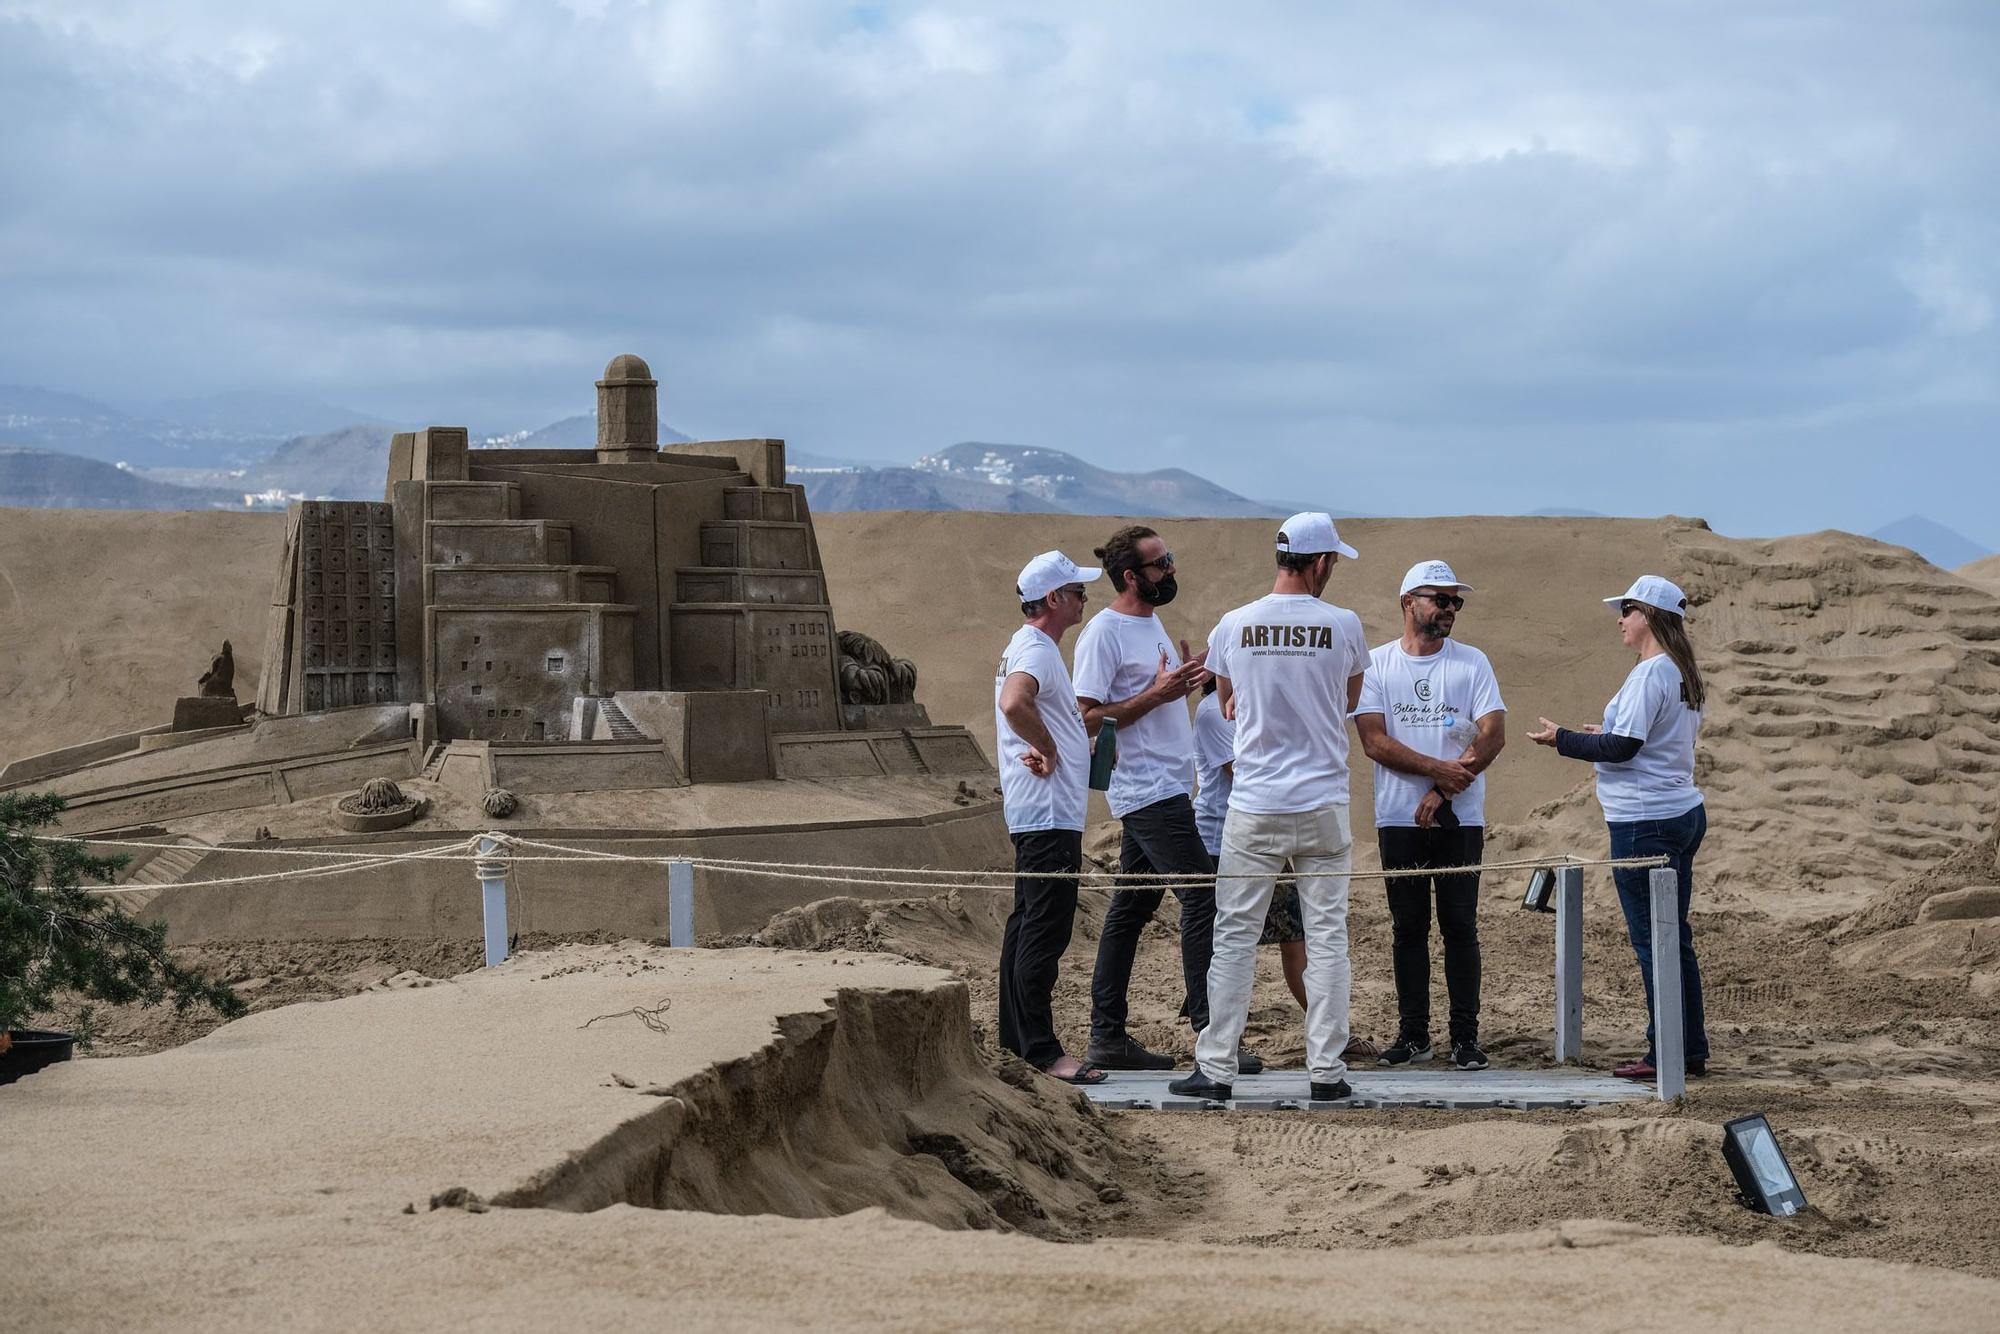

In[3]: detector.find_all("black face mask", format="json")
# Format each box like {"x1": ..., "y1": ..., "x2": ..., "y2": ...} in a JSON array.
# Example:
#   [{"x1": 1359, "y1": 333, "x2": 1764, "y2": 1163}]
[{"x1": 1131, "y1": 570, "x2": 1178, "y2": 607}]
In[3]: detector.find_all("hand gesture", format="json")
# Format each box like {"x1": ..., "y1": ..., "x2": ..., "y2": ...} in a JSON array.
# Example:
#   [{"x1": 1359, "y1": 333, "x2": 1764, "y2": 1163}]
[
  {"x1": 1150, "y1": 649, "x2": 1204, "y2": 704},
  {"x1": 1431, "y1": 757, "x2": 1476, "y2": 796},
  {"x1": 1527, "y1": 718, "x2": 1561, "y2": 747},
  {"x1": 1415, "y1": 788, "x2": 1445, "y2": 828},
  {"x1": 1019, "y1": 747, "x2": 1055, "y2": 778}
]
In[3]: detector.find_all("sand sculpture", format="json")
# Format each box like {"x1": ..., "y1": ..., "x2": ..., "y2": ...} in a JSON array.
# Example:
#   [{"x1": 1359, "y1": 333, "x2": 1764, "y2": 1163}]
[{"x1": 0, "y1": 356, "x2": 1003, "y2": 942}]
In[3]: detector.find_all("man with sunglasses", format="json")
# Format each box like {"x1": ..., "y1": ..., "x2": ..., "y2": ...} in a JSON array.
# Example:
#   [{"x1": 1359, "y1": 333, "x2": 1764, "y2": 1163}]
[
  {"x1": 995, "y1": 551, "x2": 1105, "y2": 1084},
  {"x1": 1071, "y1": 524, "x2": 1223, "y2": 1072},
  {"x1": 1353, "y1": 560, "x2": 1507, "y2": 1071}
]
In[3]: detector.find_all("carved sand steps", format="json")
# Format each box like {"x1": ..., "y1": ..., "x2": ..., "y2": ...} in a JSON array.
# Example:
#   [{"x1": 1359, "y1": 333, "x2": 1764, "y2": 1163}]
[{"x1": 104, "y1": 837, "x2": 213, "y2": 913}]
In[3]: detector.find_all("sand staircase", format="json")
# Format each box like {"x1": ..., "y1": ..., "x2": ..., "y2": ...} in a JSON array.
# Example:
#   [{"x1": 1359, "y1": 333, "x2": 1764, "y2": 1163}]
[
  {"x1": 104, "y1": 838, "x2": 213, "y2": 913},
  {"x1": 596, "y1": 698, "x2": 644, "y2": 741}
]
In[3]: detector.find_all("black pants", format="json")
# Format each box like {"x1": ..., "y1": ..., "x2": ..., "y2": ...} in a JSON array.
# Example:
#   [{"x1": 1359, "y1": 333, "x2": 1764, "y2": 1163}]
[
  {"x1": 1379, "y1": 825, "x2": 1485, "y2": 1048},
  {"x1": 999, "y1": 828, "x2": 1083, "y2": 1068},
  {"x1": 1090, "y1": 794, "x2": 1216, "y2": 1045}
]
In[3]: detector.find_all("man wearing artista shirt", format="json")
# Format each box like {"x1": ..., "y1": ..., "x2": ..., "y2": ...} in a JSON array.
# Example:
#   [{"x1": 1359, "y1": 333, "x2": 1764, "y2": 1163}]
[
  {"x1": 1071, "y1": 525, "x2": 1225, "y2": 1073},
  {"x1": 994, "y1": 550, "x2": 1105, "y2": 1086},
  {"x1": 1353, "y1": 560, "x2": 1507, "y2": 1073},
  {"x1": 1171, "y1": 512, "x2": 1368, "y2": 1104}
]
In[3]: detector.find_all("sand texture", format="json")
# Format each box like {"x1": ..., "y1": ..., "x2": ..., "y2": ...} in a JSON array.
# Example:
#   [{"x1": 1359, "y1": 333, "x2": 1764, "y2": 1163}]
[
  {"x1": 9, "y1": 505, "x2": 2000, "y2": 1325},
  {"x1": 1958, "y1": 553, "x2": 2000, "y2": 595},
  {"x1": 7, "y1": 944, "x2": 1999, "y2": 1333}
]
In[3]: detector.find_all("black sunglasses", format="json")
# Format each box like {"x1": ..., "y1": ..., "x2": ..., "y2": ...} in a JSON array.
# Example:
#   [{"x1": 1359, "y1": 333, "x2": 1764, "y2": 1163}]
[
  {"x1": 1132, "y1": 551, "x2": 1176, "y2": 573},
  {"x1": 1412, "y1": 592, "x2": 1465, "y2": 610},
  {"x1": 1619, "y1": 601, "x2": 1644, "y2": 617}
]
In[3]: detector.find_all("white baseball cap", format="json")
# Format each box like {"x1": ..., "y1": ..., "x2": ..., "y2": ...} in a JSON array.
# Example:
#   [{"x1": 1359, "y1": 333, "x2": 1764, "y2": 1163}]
[
  {"x1": 1400, "y1": 559, "x2": 1474, "y2": 596},
  {"x1": 1276, "y1": 511, "x2": 1359, "y2": 560},
  {"x1": 1604, "y1": 574, "x2": 1689, "y2": 616},
  {"x1": 1016, "y1": 550, "x2": 1104, "y2": 602}
]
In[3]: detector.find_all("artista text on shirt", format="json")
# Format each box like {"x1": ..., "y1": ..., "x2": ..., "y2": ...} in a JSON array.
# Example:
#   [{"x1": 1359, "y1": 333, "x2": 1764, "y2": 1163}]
[{"x1": 1237, "y1": 623, "x2": 1338, "y2": 651}]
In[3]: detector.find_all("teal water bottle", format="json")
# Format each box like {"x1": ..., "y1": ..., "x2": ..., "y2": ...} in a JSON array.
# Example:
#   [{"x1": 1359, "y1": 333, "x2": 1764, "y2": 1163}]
[{"x1": 1089, "y1": 717, "x2": 1118, "y2": 791}]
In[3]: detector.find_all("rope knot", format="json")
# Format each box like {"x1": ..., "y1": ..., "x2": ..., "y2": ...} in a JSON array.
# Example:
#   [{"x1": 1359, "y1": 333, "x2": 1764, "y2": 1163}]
[{"x1": 472, "y1": 832, "x2": 514, "y2": 881}]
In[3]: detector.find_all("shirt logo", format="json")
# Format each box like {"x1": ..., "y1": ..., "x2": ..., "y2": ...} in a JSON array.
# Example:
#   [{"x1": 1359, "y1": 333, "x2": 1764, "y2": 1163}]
[
  {"x1": 1413, "y1": 676, "x2": 1433, "y2": 703},
  {"x1": 1239, "y1": 624, "x2": 1335, "y2": 649}
]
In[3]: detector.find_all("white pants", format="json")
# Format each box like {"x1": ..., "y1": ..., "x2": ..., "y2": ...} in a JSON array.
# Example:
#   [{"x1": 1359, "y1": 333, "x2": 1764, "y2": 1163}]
[{"x1": 1194, "y1": 803, "x2": 1353, "y2": 1084}]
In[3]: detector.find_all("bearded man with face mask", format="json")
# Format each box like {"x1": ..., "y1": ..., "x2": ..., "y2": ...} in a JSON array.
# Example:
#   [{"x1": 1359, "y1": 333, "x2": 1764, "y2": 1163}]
[{"x1": 1072, "y1": 525, "x2": 1245, "y2": 1073}]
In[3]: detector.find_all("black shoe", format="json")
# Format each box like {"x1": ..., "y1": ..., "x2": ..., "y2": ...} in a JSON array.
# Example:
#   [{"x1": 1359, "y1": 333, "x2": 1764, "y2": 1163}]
[
  {"x1": 1086, "y1": 1036, "x2": 1176, "y2": 1071},
  {"x1": 1378, "y1": 1037, "x2": 1434, "y2": 1067},
  {"x1": 1167, "y1": 1071, "x2": 1233, "y2": 1101},
  {"x1": 1310, "y1": 1079, "x2": 1352, "y2": 1101},
  {"x1": 1237, "y1": 1045, "x2": 1264, "y2": 1076},
  {"x1": 1688, "y1": 1058, "x2": 1708, "y2": 1077},
  {"x1": 1451, "y1": 1042, "x2": 1489, "y2": 1071}
]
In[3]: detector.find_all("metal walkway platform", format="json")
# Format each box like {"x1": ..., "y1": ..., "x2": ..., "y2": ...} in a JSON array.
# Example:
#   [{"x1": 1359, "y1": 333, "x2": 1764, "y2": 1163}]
[{"x1": 1082, "y1": 1066, "x2": 1647, "y2": 1111}]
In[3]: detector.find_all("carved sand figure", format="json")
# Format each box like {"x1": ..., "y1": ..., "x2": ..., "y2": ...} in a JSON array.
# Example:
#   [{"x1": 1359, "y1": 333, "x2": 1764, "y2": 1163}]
[{"x1": 197, "y1": 640, "x2": 235, "y2": 699}]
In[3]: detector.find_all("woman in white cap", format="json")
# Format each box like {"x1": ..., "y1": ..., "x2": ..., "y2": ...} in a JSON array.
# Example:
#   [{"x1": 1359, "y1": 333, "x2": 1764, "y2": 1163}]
[{"x1": 1527, "y1": 575, "x2": 1710, "y2": 1080}]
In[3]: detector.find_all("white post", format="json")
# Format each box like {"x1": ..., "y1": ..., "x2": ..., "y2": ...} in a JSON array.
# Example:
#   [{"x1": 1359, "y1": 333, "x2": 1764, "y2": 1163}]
[
  {"x1": 478, "y1": 834, "x2": 509, "y2": 967},
  {"x1": 1553, "y1": 864, "x2": 1584, "y2": 1063},
  {"x1": 667, "y1": 857, "x2": 695, "y2": 948},
  {"x1": 1650, "y1": 866, "x2": 1685, "y2": 1099}
]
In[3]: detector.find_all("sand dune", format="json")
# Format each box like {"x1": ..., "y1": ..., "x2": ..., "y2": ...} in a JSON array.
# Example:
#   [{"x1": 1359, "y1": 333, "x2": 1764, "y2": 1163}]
[{"x1": 1959, "y1": 553, "x2": 2000, "y2": 595}]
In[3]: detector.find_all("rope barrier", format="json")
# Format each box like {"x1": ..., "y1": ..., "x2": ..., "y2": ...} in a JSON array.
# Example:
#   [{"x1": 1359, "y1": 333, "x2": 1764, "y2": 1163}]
[{"x1": 48, "y1": 827, "x2": 1664, "y2": 893}]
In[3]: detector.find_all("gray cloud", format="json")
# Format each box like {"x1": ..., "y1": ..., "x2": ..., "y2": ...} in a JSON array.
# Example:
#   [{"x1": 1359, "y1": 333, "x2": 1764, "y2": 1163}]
[{"x1": 1, "y1": 0, "x2": 1995, "y2": 543}]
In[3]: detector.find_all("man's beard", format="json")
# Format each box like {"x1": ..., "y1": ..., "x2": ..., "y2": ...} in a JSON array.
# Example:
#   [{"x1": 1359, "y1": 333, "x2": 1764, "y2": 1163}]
[{"x1": 1420, "y1": 615, "x2": 1454, "y2": 639}]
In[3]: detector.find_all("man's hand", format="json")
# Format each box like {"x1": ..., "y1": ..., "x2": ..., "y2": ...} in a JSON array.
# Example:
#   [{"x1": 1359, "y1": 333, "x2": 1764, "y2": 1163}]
[
  {"x1": 1019, "y1": 747, "x2": 1056, "y2": 778},
  {"x1": 1430, "y1": 757, "x2": 1476, "y2": 796},
  {"x1": 1527, "y1": 717, "x2": 1561, "y2": 746},
  {"x1": 1148, "y1": 649, "x2": 1207, "y2": 704},
  {"x1": 1415, "y1": 788, "x2": 1445, "y2": 828}
]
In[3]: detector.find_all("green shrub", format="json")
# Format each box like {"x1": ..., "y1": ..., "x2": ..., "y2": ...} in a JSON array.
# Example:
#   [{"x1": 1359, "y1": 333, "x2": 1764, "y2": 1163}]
[{"x1": 0, "y1": 792, "x2": 242, "y2": 1044}]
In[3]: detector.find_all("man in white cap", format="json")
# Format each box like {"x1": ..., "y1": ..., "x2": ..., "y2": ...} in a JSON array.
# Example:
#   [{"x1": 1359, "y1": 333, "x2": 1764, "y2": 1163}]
[
  {"x1": 995, "y1": 550, "x2": 1105, "y2": 1084},
  {"x1": 1353, "y1": 560, "x2": 1507, "y2": 1072},
  {"x1": 1170, "y1": 513, "x2": 1368, "y2": 1103}
]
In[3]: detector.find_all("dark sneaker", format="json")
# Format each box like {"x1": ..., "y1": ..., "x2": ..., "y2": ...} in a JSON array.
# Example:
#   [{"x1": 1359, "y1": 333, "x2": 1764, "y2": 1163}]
[
  {"x1": 1086, "y1": 1036, "x2": 1176, "y2": 1071},
  {"x1": 1167, "y1": 1071, "x2": 1233, "y2": 1101},
  {"x1": 1310, "y1": 1079, "x2": 1352, "y2": 1101},
  {"x1": 1452, "y1": 1042, "x2": 1489, "y2": 1071},
  {"x1": 1688, "y1": 1058, "x2": 1708, "y2": 1077},
  {"x1": 1237, "y1": 1045, "x2": 1265, "y2": 1076},
  {"x1": 1377, "y1": 1037, "x2": 1434, "y2": 1067}
]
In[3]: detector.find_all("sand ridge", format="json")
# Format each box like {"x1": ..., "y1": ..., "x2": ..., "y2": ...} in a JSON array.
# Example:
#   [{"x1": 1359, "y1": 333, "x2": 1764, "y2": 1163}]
[{"x1": 7, "y1": 943, "x2": 1999, "y2": 1333}]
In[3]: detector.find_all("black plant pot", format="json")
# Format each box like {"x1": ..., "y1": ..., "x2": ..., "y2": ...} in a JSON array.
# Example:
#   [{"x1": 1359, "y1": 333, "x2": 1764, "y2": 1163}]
[{"x1": 0, "y1": 1029, "x2": 77, "y2": 1086}]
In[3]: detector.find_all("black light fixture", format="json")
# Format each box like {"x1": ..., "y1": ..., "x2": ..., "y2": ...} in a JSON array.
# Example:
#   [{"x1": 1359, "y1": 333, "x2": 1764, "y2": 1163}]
[
  {"x1": 1521, "y1": 866, "x2": 1556, "y2": 912},
  {"x1": 1721, "y1": 1114, "x2": 1807, "y2": 1216}
]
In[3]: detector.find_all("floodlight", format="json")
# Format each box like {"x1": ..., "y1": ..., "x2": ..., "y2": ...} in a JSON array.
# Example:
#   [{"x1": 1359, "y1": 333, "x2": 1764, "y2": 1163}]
[
  {"x1": 1521, "y1": 866, "x2": 1556, "y2": 912},
  {"x1": 1721, "y1": 1114, "x2": 1807, "y2": 1216}
]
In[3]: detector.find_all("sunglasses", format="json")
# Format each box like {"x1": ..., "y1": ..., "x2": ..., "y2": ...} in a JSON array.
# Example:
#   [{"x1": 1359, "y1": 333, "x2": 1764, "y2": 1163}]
[
  {"x1": 1133, "y1": 551, "x2": 1176, "y2": 573},
  {"x1": 1619, "y1": 601, "x2": 1644, "y2": 617},
  {"x1": 1412, "y1": 592, "x2": 1465, "y2": 610}
]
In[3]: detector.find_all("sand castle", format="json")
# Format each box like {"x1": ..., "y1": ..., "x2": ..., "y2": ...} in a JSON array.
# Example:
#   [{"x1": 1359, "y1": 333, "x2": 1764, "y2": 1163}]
[{"x1": 0, "y1": 357, "x2": 1004, "y2": 942}]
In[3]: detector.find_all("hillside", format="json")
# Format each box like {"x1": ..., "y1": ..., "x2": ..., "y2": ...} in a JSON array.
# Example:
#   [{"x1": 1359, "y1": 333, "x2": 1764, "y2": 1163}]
[
  {"x1": 915, "y1": 442, "x2": 1282, "y2": 517},
  {"x1": 0, "y1": 447, "x2": 243, "y2": 509}
]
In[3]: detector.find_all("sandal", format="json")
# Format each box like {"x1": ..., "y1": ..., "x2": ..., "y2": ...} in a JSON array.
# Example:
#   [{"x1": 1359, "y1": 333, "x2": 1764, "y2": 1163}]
[{"x1": 1042, "y1": 1060, "x2": 1108, "y2": 1086}]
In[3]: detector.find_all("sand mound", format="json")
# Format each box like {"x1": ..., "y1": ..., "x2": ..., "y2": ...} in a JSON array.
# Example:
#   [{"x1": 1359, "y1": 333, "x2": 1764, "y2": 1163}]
[{"x1": 1958, "y1": 553, "x2": 2000, "y2": 595}]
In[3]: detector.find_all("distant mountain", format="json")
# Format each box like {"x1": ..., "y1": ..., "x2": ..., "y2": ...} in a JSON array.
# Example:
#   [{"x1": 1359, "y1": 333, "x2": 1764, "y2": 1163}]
[
  {"x1": 0, "y1": 384, "x2": 284, "y2": 470},
  {"x1": 242, "y1": 424, "x2": 396, "y2": 501},
  {"x1": 901, "y1": 443, "x2": 1284, "y2": 518},
  {"x1": 1869, "y1": 515, "x2": 1993, "y2": 571},
  {"x1": 0, "y1": 447, "x2": 245, "y2": 510},
  {"x1": 130, "y1": 391, "x2": 390, "y2": 440},
  {"x1": 798, "y1": 466, "x2": 1051, "y2": 514}
]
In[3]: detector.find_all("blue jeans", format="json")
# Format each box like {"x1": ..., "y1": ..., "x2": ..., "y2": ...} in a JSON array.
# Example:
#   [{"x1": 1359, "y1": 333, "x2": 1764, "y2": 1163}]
[{"x1": 1608, "y1": 804, "x2": 1710, "y2": 1064}]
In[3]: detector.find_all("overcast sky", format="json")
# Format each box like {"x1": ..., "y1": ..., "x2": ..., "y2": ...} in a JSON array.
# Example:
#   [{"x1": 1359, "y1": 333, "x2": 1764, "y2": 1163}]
[{"x1": 3, "y1": 2, "x2": 1995, "y2": 543}]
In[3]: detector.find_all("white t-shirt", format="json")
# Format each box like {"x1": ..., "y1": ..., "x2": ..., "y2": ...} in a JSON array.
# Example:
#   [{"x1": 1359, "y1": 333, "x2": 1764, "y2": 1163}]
[
  {"x1": 1192, "y1": 690, "x2": 1234, "y2": 855},
  {"x1": 993, "y1": 625, "x2": 1091, "y2": 833},
  {"x1": 1595, "y1": 654, "x2": 1704, "y2": 822},
  {"x1": 1354, "y1": 639, "x2": 1506, "y2": 828},
  {"x1": 1206, "y1": 594, "x2": 1369, "y2": 815},
  {"x1": 1071, "y1": 608, "x2": 1196, "y2": 818}
]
